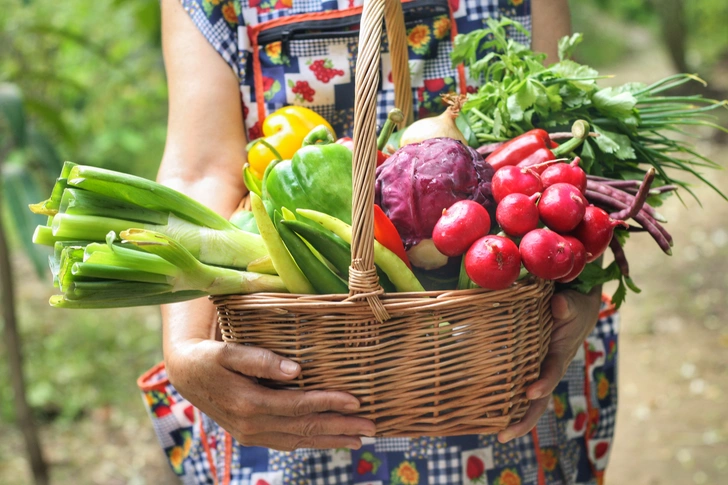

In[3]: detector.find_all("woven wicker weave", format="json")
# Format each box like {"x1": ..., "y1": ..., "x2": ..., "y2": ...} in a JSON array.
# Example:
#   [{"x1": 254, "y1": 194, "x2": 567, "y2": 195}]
[{"x1": 214, "y1": 0, "x2": 554, "y2": 437}]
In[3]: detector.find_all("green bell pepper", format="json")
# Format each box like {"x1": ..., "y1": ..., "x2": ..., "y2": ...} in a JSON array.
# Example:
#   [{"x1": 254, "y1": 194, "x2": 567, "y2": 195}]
[{"x1": 263, "y1": 125, "x2": 353, "y2": 224}]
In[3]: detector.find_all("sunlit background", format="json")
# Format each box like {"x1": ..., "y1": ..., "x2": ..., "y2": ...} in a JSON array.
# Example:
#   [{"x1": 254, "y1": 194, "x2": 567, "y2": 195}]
[{"x1": 1, "y1": 0, "x2": 727, "y2": 483}]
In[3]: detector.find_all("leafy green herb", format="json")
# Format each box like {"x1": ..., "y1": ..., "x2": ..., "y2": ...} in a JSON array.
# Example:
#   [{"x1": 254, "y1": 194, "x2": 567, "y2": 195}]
[{"x1": 571, "y1": 260, "x2": 641, "y2": 309}]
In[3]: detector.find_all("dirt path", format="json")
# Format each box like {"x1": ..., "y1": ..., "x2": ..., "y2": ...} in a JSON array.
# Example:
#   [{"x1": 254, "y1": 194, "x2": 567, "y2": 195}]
[{"x1": 599, "y1": 46, "x2": 728, "y2": 485}]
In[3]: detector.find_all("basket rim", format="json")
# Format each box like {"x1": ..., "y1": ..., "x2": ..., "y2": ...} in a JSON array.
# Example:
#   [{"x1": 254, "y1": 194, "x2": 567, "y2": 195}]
[{"x1": 211, "y1": 277, "x2": 552, "y2": 303}]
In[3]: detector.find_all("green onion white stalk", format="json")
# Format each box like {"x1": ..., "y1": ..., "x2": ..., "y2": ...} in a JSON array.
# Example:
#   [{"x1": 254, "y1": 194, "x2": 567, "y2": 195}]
[
  {"x1": 30, "y1": 162, "x2": 268, "y2": 269},
  {"x1": 49, "y1": 230, "x2": 286, "y2": 309}
]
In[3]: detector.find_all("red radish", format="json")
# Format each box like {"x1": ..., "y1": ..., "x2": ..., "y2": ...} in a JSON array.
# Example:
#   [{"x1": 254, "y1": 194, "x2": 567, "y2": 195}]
[
  {"x1": 571, "y1": 206, "x2": 628, "y2": 262},
  {"x1": 491, "y1": 166, "x2": 543, "y2": 203},
  {"x1": 432, "y1": 200, "x2": 491, "y2": 257},
  {"x1": 556, "y1": 236, "x2": 588, "y2": 283},
  {"x1": 541, "y1": 158, "x2": 587, "y2": 193},
  {"x1": 496, "y1": 192, "x2": 541, "y2": 237},
  {"x1": 519, "y1": 229, "x2": 574, "y2": 280},
  {"x1": 539, "y1": 183, "x2": 587, "y2": 233},
  {"x1": 465, "y1": 236, "x2": 521, "y2": 290}
]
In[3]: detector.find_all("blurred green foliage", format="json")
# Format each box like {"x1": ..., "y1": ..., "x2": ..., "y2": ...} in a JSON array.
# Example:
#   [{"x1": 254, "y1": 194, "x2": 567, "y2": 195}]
[
  {"x1": 1, "y1": 0, "x2": 167, "y2": 424},
  {"x1": 0, "y1": 0, "x2": 167, "y2": 182},
  {"x1": 572, "y1": 0, "x2": 728, "y2": 71}
]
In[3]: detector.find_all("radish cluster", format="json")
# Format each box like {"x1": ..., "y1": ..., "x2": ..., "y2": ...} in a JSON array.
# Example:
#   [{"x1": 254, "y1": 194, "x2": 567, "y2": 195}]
[{"x1": 432, "y1": 158, "x2": 627, "y2": 290}]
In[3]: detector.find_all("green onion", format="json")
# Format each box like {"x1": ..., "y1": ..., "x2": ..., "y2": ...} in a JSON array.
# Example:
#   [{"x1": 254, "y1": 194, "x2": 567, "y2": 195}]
[
  {"x1": 47, "y1": 229, "x2": 287, "y2": 309},
  {"x1": 31, "y1": 164, "x2": 269, "y2": 269}
]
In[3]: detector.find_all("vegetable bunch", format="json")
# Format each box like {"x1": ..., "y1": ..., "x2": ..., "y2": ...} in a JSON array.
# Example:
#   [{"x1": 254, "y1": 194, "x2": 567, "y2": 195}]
[
  {"x1": 30, "y1": 162, "x2": 285, "y2": 308},
  {"x1": 451, "y1": 17, "x2": 728, "y2": 200}
]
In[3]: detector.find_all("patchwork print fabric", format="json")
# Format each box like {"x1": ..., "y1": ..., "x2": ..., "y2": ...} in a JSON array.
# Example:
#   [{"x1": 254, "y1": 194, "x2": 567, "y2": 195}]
[{"x1": 179, "y1": 0, "x2": 531, "y2": 139}]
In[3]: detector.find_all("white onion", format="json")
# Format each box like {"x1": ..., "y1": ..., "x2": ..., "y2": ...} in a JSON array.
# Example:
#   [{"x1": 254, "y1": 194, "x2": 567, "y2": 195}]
[{"x1": 399, "y1": 94, "x2": 468, "y2": 147}]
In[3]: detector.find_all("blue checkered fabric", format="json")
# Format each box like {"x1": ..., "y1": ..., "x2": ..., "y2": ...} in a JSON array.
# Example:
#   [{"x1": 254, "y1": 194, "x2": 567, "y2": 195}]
[
  {"x1": 307, "y1": 451, "x2": 352, "y2": 485},
  {"x1": 184, "y1": 2, "x2": 241, "y2": 78},
  {"x1": 422, "y1": 40, "x2": 458, "y2": 80},
  {"x1": 428, "y1": 445, "x2": 461, "y2": 484},
  {"x1": 593, "y1": 311, "x2": 619, "y2": 339},
  {"x1": 375, "y1": 437, "x2": 412, "y2": 453},
  {"x1": 465, "y1": 0, "x2": 498, "y2": 22},
  {"x1": 292, "y1": 0, "x2": 324, "y2": 14}
]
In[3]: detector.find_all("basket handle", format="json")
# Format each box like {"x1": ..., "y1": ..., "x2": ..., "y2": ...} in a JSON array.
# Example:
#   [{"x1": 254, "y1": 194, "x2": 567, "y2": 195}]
[{"x1": 348, "y1": 0, "x2": 411, "y2": 322}]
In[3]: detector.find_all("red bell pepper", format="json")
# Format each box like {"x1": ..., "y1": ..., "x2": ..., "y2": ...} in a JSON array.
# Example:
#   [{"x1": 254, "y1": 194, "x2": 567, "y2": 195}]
[
  {"x1": 485, "y1": 129, "x2": 558, "y2": 171},
  {"x1": 373, "y1": 204, "x2": 411, "y2": 269},
  {"x1": 336, "y1": 137, "x2": 388, "y2": 167},
  {"x1": 485, "y1": 124, "x2": 590, "y2": 173}
]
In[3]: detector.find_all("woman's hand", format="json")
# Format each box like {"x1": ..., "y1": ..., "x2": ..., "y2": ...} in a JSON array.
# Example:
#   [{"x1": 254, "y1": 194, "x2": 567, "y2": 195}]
[
  {"x1": 166, "y1": 337, "x2": 376, "y2": 451},
  {"x1": 497, "y1": 288, "x2": 602, "y2": 443}
]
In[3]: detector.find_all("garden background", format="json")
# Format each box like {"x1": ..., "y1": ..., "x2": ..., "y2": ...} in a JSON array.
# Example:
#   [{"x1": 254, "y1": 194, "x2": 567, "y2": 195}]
[{"x1": 1, "y1": 0, "x2": 727, "y2": 483}]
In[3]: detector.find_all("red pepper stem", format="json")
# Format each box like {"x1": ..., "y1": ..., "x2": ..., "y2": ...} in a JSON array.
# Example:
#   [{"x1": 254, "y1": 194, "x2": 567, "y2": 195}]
[
  {"x1": 551, "y1": 120, "x2": 590, "y2": 157},
  {"x1": 377, "y1": 109, "x2": 404, "y2": 151}
]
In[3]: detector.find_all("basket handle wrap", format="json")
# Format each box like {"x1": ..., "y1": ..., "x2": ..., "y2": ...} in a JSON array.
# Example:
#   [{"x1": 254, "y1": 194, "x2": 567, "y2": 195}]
[{"x1": 348, "y1": 0, "x2": 411, "y2": 322}]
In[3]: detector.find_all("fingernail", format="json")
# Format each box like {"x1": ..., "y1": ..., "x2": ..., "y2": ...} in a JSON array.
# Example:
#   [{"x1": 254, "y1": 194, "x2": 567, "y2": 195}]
[
  {"x1": 347, "y1": 440, "x2": 362, "y2": 450},
  {"x1": 360, "y1": 428, "x2": 376, "y2": 437},
  {"x1": 529, "y1": 390, "x2": 542, "y2": 400},
  {"x1": 498, "y1": 432, "x2": 512, "y2": 444},
  {"x1": 280, "y1": 360, "x2": 298, "y2": 375},
  {"x1": 344, "y1": 402, "x2": 359, "y2": 411}
]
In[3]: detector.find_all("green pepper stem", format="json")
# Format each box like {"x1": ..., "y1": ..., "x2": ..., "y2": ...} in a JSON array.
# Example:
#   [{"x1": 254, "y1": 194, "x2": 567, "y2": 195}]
[
  {"x1": 552, "y1": 120, "x2": 590, "y2": 157},
  {"x1": 302, "y1": 125, "x2": 335, "y2": 146},
  {"x1": 377, "y1": 109, "x2": 404, "y2": 151}
]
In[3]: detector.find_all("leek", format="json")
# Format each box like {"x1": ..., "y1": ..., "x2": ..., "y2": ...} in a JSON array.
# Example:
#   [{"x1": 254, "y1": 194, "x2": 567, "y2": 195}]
[{"x1": 30, "y1": 164, "x2": 269, "y2": 269}]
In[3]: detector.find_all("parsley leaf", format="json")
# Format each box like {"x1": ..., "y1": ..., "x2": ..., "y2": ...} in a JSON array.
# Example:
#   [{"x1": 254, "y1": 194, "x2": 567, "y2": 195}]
[
  {"x1": 592, "y1": 125, "x2": 637, "y2": 160},
  {"x1": 593, "y1": 87, "x2": 637, "y2": 120},
  {"x1": 558, "y1": 33, "x2": 583, "y2": 61}
]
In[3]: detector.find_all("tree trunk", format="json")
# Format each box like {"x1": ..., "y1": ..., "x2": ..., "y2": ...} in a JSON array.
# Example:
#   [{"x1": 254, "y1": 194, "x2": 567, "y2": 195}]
[
  {"x1": 656, "y1": 0, "x2": 690, "y2": 73},
  {"x1": 0, "y1": 190, "x2": 49, "y2": 484}
]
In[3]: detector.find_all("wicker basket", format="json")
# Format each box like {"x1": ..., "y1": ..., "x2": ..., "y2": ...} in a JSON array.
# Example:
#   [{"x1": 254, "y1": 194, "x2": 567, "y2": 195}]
[{"x1": 213, "y1": 0, "x2": 555, "y2": 437}]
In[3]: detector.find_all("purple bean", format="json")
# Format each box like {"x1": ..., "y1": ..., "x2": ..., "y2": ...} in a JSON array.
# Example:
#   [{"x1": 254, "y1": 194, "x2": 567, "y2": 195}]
[
  {"x1": 611, "y1": 168, "x2": 655, "y2": 221},
  {"x1": 476, "y1": 142, "x2": 505, "y2": 155},
  {"x1": 549, "y1": 132, "x2": 599, "y2": 140},
  {"x1": 586, "y1": 181, "x2": 667, "y2": 223},
  {"x1": 584, "y1": 190, "x2": 672, "y2": 254},
  {"x1": 609, "y1": 236, "x2": 630, "y2": 277}
]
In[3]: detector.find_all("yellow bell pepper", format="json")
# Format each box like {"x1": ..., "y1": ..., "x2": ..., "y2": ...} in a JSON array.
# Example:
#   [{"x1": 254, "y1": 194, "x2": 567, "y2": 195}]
[{"x1": 247, "y1": 106, "x2": 335, "y2": 179}]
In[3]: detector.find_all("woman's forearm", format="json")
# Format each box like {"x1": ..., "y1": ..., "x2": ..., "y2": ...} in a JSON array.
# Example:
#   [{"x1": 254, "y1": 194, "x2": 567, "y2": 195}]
[
  {"x1": 531, "y1": 0, "x2": 571, "y2": 64},
  {"x1": 158, "y1": 0, "x2": 250, "y2": 354}
]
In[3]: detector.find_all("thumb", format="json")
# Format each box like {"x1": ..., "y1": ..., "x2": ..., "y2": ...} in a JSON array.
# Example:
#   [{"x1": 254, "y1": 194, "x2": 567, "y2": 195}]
[
  {"x1": 551, "y1": 290, "x2": 579, "y2": 322},
  {"x1": 218, "y1": 343, "x2": 301, "y2": 381}
]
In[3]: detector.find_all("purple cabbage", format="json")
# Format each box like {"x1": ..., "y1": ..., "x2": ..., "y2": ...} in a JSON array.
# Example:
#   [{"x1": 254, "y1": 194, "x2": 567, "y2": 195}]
[{"x1": 374, "y1": 137, "x2": 495, "y2": 249}]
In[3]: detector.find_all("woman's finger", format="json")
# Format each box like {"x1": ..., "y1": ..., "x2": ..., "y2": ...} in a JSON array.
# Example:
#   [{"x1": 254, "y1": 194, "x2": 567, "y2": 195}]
[
  {"x1": 497, "y1": 395, "x2": 551, "y2": 443},
  {"x1": 216, "y1": 342, "x2": 302, "y2": 381},
  {"x1": 252, "y1": 387, "x2": 364, "y2": 417},
  {"x1": 526, "y1": 348, "x2": 569, "y2": 400}
]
